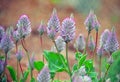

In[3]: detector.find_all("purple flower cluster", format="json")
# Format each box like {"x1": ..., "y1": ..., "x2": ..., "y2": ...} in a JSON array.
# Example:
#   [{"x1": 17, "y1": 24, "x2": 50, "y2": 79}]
[
  {"x1": 37, "y1": 66, "x2": 50, "y2": 82},
  {"x1": 104, "y1": 27, "x2": 119, "y2": 54},
  {"x1": 16, "y1": 15, "x2": 31, "y2": 39},
  {"x1": 74, "y1": 34, "x2": 85, "y2": 51},
  {"x1": 84, "y1": 10, "x2": 100, "y2": 33},
  {"x1": 0, "y1": 34, "x2": 14, "y2": 54},
  {"x1": 37, "y1": 21, "x2": 46, "y2": 36},
  {"x1": 16, "y1": 48, "x2": 24, "y2": 62},
  {"x1": 88, "y1": 36, "x2": 95, "y2": 51},
  {"x1": 47, "y1": 8, "x2": 60, "y2": 40},
  {"x1": 61, "y1": 17, "x2": 75, "y2": 43},
  {"x1": 0, "y1": 26, "x2": 5, "y2": 41}
]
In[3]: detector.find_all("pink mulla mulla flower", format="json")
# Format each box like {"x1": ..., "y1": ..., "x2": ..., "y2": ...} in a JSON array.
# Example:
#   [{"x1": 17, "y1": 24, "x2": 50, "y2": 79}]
[
  {"x1": 37, "y1": 66, "x2": 50, "y2": 82},
  {"x1": 100, "y1": 29, "x2": 110, "y2": 47},
  {"x1": 74, "y1": 34, "x2": 86, "y2": 51},
  {"x1": 61, "y1": 15, "x2": 75, "y2": 43},
  {"x1": 0, "y1": 26, "x2": 5, "y2": 41},
  {"x1": 97, "y1": 46, "x2": 104, "y2": 56},
  {"x1": 16, "y1": 48, "x2": 24, "y2": 62},
  {"x1": 104, "y1": 27, "x2": 119, "y2": 54},
  {"x1": 13, "y1": 30, "x2": 21, "y2": 43},
  {"x1": 93, "y1": 15, "x2": 100, "y2": 31},
  {"x1": 17, "y1": 14, "x2": 31, "y2": 39},
  {"x1": 84, "y1": 10, "x2": 95, "y2": 33},
  {"x1": 37, "y1": 21, "x2": 46, "y2": 36},
  {"x1": 0, "y1": 34, "x2": 14, "y2": 54},
  {"x1": 47, "y1": 8, "x2": 60, "y2": 40},
  {"x1": 88, "y1": 36, "x2": 95, "y2": 52}
]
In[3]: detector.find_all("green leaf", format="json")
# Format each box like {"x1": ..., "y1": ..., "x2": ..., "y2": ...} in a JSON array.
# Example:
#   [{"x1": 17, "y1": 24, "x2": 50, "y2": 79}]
[
  {"x1": 88, "y1": 72, "x2": 97, "y2": 78},
  {"x1": 72, "y1": 63, "x2": 78, "y2": 73},
  {"x1": 34, "y1": 61, "x2": 44, "y2": 71},
  {"x1": 43, "y1": 50, "x2": 68, "y2": 73},
  {"x1": 30, "y1": 77, "x2": 36, "y2": 82},
  {"x1": 75, "y1": 52, "x2": 83, "y2": 60},
  {"x1": 53, "y1": 80, "x2": 62, "y2": 82},
  {"x1": 20, "y1": 70, "x2": 29, "y2": 82},
  {"x1": 112, "y1": 50, "x2": 120, "y2": 59},
  {"x1": 0, "y1": 55, "x2": 5, "y2": 60},
  {"x1": 50, "y1": 72, "x2": 56, "y2": 79},
  {"x1": 84, "y1": 60, "x2": 94, "y2": 72},
  {"x1": 78, "y1": 55, "x2": 86, "y2": 68},
  {"x1": 6, "y1": 65, "x2": 17, "y2": 81}
]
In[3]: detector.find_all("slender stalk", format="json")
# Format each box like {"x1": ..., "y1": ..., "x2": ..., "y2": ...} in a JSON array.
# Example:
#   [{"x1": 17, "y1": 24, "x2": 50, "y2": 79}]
[
  {"x1": 102, "y1": 64, "x2": 111, "y2": 82},
  {"x1": 3, "y1": 53, "x2": 7, "y2": 74},
  {"x1": 40, "y1": 36, "x2": 44, "y2": 62},
  {"x1": 15, "y1": 42, "x2": 19, "y2": 81},
  {"x1": 99, "y1": 56, "x2": 102, "y2": 78},
  {"x1": 93, "y1": 31, "x2": 98, "y2": 62},
  {"x1": 21, "y1": 39, "x2": 32, "y2": 79},
  {"x1": 53, "y1": 40, "x2": 65, "y2": 80},
  {"x1": 66, "y1": 42, "x2": 72, "y2": 82},
  {"x1": 19, "y1": 62, "x2": 24, "y2": 78},
  {"x1": 83, "y1": 32, "x2": 90, "y2": 54}
]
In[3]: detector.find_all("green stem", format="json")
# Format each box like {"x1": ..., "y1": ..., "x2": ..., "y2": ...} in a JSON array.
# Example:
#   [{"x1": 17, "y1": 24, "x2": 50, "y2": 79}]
[
  {"x1": 99, "y1": 56, "x2": 102, "y2": 78},
  {"x1": 40, "y1": 36, "x2": 44, "y2": 62},
  {"x1": 102, "y1": 64, "x2": 111, "y2": 82},
  {"x1": 66, "y1": 42, "x2": 72, "y2": 82},
  {"x1": 93, "y1": 31, "x2": 98, "y2": 62},
  {"x1": 15, "y1": 42, "x2": 19, "y2": 81},
  {"x1": 19, "y1": 62, "x2": 24, "y2": 78},
  {"x1": 21, "y1": 39, "x2": 32, "y2": 79},
  {"x1": 3, "y1": 53, "x2": 7, "y2": 75},
  {"x1": 53, "y1": 40, "x2": 67, "y2": 80},
  {"x1": 83, "y1": 32, "x2": 90, "y2": 54}
]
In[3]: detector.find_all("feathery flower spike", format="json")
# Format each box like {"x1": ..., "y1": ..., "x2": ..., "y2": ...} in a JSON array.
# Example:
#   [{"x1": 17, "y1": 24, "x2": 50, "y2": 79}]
[
  {"x1": 61, "y1": 15, "x2": 75, "y2": 43},
  {"x1": 104, "y1": 27, "x2": 119, "y2": 54},
  {"x1": 74, "y1": 34, "x2": 85, "y2": 51},
  {"x1": 37, "y1": 66, "x2": 50, "y2": 82},
  {"x1": 17, "y1": 15, "x2": 31, "y2": 39},
  {"x1": 47, "y1": 8, "x2": 60, "y2": 40}
]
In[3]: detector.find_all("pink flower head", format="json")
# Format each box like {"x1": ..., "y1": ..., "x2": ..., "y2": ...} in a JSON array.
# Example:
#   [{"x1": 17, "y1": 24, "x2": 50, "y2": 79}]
[
  {"x1": 37, "y1": 66, "x2": 50, "y2": 82},
  {"x1": 61, "y1": 16, "x2": 75, "y2": 43},
  {"x1": 47, "y1": 8, "x2": 60, "y2": 40},
  {"x1": 104, "y1": 27, "x2": 119, "y2": 54},
  {"x1": 0, "y1": 34, "x2": 14, "y2": 54},
  {"x1": 16, "y1": 48, "x2": 24, "y2": 62},
  {"x1": 84, "y1": 10, "x2": 100, "y2": 33},
  {"x1": 88, "y1": 36, "x2": 95, "y2": 51},
  {"x1": 17, "y1": 14, "x2": 31, "y2": 38},
  {"x1": 37, "y1": 21, "x2": 46, "y2": 36}
]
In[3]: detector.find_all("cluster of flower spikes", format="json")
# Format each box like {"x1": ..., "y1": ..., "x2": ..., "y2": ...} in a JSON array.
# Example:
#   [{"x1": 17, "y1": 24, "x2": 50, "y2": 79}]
[
  {"x1": 0, "y1": 27, "x2": 14, "y2": 54},
  {"x1": 13, "y1": 15, "x2": 31, "y2": 42},
  {"x1": 84, "y1": 10, "x2": 100, "y2": 33},
  {"x1": 47, "y1": 8, "x2": 75, "y2": 42}
]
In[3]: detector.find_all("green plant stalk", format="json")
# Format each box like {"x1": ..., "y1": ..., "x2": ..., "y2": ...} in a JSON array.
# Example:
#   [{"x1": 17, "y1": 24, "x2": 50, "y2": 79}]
[
  {"x1": 66, "y1": 42, "x2": 72, "y2": 82},
  {"x1": 53, "y1": 40, "x2": 67, "y2": 80},
  {"x1": 83, "y1": 32, "x2": 90, "y2": 54},
  {"x1": 40, "y1": 36, "x2": 44, "y2": 62},
  {"x1": 15, "y1": 42, "x2": 19, "y2": 81},
  {"x1": 18, "y1": 62, "x2": 24, "y2": 79},
  {"x1": 93, "y1": 31, "x2": 98, "y2": 62},
  {"x1": 3, "y1": 53, "x2": 7, "y2": 75},
  {"x1": 21, "y1": 39, "x2": 33, "y2": 79},
  {"x1": 102, "y1": 64, "x2": 111, "y2": 82},
  {"x1": 99, "y1": 56, "x2": 102, "y2": 78}
]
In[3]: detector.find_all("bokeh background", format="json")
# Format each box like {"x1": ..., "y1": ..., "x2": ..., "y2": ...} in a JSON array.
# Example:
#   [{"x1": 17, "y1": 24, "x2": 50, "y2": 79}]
[{"x1": 0, "y1": 0, "x2": 120, "y2": 81}]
